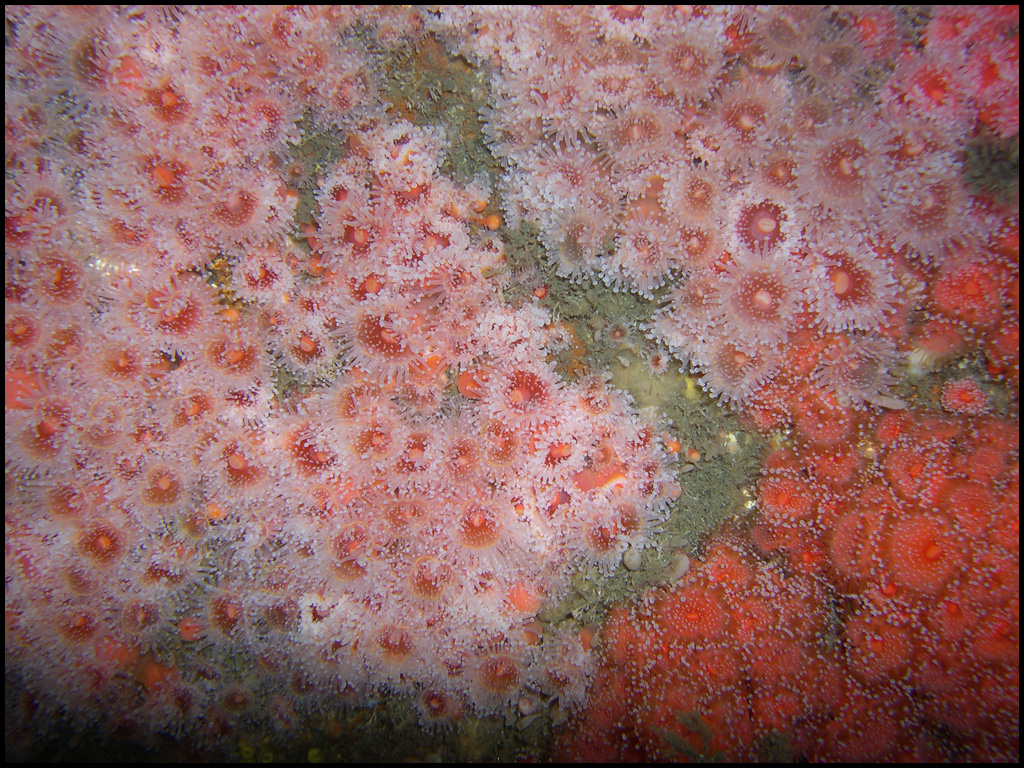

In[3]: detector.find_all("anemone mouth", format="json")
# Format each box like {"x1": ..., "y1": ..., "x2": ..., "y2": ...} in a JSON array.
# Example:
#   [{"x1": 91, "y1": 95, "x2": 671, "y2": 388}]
[
  {"x1": 694, "y1": 78, "x2": 789, "y2": 165},
  {"x1": 480, "y1": 418, "x2": 522, "y2": 467},
  {"x1": 808, "y1": 236, "x2": 899, "y2": 333},
  {"x1": 648, "y1": 269, "x2": 722, "y2": 363},
  {"x1": 814, "y1": 333, "x2": 905, "y2": 410},
  {"x1": 409, "y1": 555, "x2": 453, "y2": 600},
  {"x1": 604, "y1": 211, "x2": 681, "y2": 298},
  {"x1": 796, "y1": 118, "x2": 892, "y2": 224},
  {"x1": 234, "y1": 247, "x2": 295, "y2": 303},
  {"x1": 205, "y1": 333, "x2": 266, "y2": 385},
  {"x1": 735, "y1": 198, "x2": 788, "y2": 252},
  {"x1": 208, "y1": 592, "x2": 246, "y2": 638},
  {"x1": 477, "y1": 653, "x2": 521, "y2": 694},
  {"x1": 483, "y1": 361, "x2": 564, "y2": 432},
  {"x1": 285, "y1": 421, "x2": 339, "y2": 480},
  {"x1": 76, "y1": 520, "x2": 128, "y2": 565},
  {"x1": 716, "y1": 247, "x2": 806, "y2": 351},
  {"x1": 694, "y1": 338, "x2": 781, "y2": 407},
  {"x1": 327, "y1": 522, "x2": 372, "y2": 580},
  {"x1": 203, "y1": 169, "x2": 296, "y2": 250},
  {"x1": 888, "y1": 173, "x2": 977, "y2": 264},
  {"x1": 649, "y1": 21, "x2": 726, "y2": 104},
  {"x1": 502, "y1": 370, "x2": 551, "y2": 416},
  {"x1": 664, "y1": 166, "x2": 725, "y2": 230},
  {"x1": 139, "y1": 465, "x2": 186, "y2": 508},
  {"x1": 336, "y1": 299, "x2": 422, "y2": 383},
  {"x1": 443, "y1": 433, "x2": 485, "y2": 487},
  {"x1": 522, "y1": 140, "x2": 610, "y2": 213},
  {"x1": 795, "y1": 28, "x2": 867, "y2": 99},
  {"x1": 35, "y1": 252, "x2": 87, "y2": 305},
  {"x1": 543, "y1": 204, "x2": 613, "y2": 282},
  {"x1": 209, "y1": 434, "x2": 271, "y2": 498},
  {"x1": 597, "y1": 104, "x2": 678, "y2": 172},
  {"x1": 459, "y1": 500, "x2": 503, "y2": 549},
  {"x1": 940, "y1": 378, "x2": 990, "y2": 415}
]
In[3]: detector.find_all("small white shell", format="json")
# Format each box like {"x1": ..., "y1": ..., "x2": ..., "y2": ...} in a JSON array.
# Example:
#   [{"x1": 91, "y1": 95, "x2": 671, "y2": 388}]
[
  {"x1": 622, "y1": 546, "x2": 643, "y2": 571},
  {"x1": 667, "y1": 552, "x2": 691, "y2": 582}
]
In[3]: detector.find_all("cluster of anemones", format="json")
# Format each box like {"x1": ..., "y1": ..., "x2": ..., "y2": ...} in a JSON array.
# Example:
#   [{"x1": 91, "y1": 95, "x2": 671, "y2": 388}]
[
  {"x1": 6, "y1": 6, "x2": 682, "y2": 751},
  {"x1": 429, "y1": 5, "x2": 1018, "y2": 417},
  {"x1": 6, "y1": 5, "x2": 1018, "y2": 760},
  {"x1": 5, "y1": 6, "x2": 389, "y2": 279},
  {"x1": 556, "y1": 405, "x2": 1018, "y2": 761},
  {"x1": 426, "y1": 6, "x2": 1018, "y2": 762}
]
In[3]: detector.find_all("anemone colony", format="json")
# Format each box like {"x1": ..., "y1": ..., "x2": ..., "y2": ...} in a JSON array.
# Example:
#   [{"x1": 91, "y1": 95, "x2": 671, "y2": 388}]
[{"x1": 5, "y1": 5, "x2": 1020, "y2": 761}]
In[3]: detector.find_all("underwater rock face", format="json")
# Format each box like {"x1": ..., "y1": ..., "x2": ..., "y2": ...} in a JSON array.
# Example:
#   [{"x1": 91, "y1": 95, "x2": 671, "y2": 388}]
[{"x1": 6, "y1": 5, "x2": 1019, "y2": 762}]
